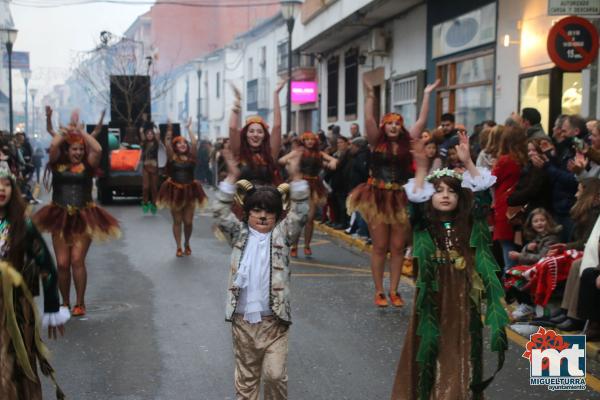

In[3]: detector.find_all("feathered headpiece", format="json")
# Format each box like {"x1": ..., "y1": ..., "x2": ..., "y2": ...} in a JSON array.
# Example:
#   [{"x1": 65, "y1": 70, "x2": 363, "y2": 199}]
[
  {"x1": 426, "y1": 168, "x2": 463, "y2": 182},
  {"x1": 300, "y1": 131, "x2": 318, "y2": 143},
  {"x1": 379, "y1": 112, "x2": 404, "y2": 130},
  {"x1": 243, "y1": 115, "x2": 270, "y2": 131},
  {"x1": 65, "y1": 131, "x2": 85, "y2": 145},
  {"x1": 172, "y1": 136, "x2": 187, "y2": 146}
]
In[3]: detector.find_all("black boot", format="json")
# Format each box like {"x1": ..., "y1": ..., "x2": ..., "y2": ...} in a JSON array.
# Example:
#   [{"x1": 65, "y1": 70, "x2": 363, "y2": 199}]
[
  {"x1": 549, "y1": 309, "x2": 568, "y2": 324},
  {"x1": 556, "y1": 317, "x2": 585, "y2": 332}
]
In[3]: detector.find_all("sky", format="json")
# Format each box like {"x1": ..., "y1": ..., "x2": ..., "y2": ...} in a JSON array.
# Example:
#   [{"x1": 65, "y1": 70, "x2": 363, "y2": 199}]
[{"x1": 9, "y1": 0, "x2": 153, "y2": 99}]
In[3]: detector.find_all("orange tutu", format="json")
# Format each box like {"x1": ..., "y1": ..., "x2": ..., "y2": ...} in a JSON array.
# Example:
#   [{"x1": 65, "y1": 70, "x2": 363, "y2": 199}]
[
  {"x1": 33, "y1": 203, "x2": 121, "y2": 244},
  {"x1": 156, "y1": 178, "x2": 207, "y2": 210},
  {"x1": 305, "y1": 176, "x2": 328, "y2": 206},
  {"x1": 346, "y1": 182, "x2": 408, "y2": 225}
]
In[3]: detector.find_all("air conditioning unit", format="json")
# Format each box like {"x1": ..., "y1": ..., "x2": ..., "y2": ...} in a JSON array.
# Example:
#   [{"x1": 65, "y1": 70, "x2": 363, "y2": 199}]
[
  {"x1": 368, "y1": 28, "x2": 387, "y2": 55},
  {"x1": 434, "y1": 3, "x2": 495, "y2": 58}
]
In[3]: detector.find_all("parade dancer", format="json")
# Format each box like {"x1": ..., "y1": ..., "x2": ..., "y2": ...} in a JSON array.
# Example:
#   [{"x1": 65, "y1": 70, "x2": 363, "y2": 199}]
[
  {"x1": 0, "y1": 164, "x2": 68, "y2": 400},
  {"x1": 347, "y1": 78, "x2": 440, "y2": 307},
  {"x1": 138, "y1": 121, "x2": 162, "y2": 214},
  {"x1": 228, "y1": 81, "x2": 286, "y2": 185},
  {"x1": 391, "y1": 133, "x2": 508, "y2": 400},
  {"x1": 33, "y1": 107, "x2": 120, "y2": 317},
  {"x1": 157, "y1": 119, "x2": 207, "y2": 257},
  {"x1": 279, "y1": 131, "x2": 337, "y2": 257},
  {"x1": 214, "y1": 148, "x2": 308, "y2": 400}
]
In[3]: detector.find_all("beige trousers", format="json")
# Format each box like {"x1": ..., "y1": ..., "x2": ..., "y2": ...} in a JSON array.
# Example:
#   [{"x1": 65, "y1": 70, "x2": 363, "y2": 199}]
[
  {"x1": 232, "y1": 315, "x2": 289, "y2": 400},
  {"x1": 562, "y1": 259, "x2": 582, "y2": 318}
]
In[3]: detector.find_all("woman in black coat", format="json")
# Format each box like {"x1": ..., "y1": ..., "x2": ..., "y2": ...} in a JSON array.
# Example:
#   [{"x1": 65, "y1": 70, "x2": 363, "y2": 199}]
[{"x1": 507, "y1": 138, "x2": 553, "y2": 215}]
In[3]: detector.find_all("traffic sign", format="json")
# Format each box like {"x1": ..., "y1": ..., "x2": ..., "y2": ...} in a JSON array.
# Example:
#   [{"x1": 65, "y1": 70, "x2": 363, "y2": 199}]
[
  {"x1": 549, "y1": 0, "x2": 600, "y2": 16},
  {"x1": 547, "y1": 16, "x2": 599, "y2": 71}
]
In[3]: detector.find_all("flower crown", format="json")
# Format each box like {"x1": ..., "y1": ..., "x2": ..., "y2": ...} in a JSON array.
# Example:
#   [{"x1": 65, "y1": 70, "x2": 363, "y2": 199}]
[
  {"x1": 426, "y1": 168, "x2": 463, "y2": 182},
  {"x1": 0, "y1": 162, "x2": 15, "y2": 182}
]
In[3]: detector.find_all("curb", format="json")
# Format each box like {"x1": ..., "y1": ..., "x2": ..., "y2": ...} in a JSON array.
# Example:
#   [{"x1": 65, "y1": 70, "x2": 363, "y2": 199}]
[
  {"x1": 314, "y1": 222, "x2": 414, "y2": 277},
  {"x1": 314, "y1": 222, "x2": 372, "y2": 253}
]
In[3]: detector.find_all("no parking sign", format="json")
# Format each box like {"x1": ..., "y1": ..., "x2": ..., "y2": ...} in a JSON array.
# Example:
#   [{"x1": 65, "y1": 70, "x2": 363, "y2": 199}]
[{"x1": 547, "y1": 16, "x2": 599, "y2": 71}]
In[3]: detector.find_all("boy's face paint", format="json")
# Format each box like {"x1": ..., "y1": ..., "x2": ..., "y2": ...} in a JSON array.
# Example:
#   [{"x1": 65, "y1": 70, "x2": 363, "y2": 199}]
[{"x1": 248, "y1": 208, "x2": 277, "y2": 233}]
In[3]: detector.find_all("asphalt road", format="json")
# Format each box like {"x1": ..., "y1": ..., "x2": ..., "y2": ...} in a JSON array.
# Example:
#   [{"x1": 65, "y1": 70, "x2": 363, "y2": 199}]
[{"x1": 34, "y1": 192, "x2": 600, "y2": 400}]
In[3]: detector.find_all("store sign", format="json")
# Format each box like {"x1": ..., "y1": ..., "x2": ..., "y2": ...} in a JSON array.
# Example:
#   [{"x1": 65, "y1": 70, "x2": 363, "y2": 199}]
[
  {"x1": 2, "y1": 51, "x2": 29, "y2": 69},
  {"x1": 548, "y1": 0, "x2": 600, "y2": 16},
  {"x1": 547, "y1": 16, "x2": 599, "y2": 71},
  {"x1": 291, "y1": 81, "x2": 317, "y2": 104}
]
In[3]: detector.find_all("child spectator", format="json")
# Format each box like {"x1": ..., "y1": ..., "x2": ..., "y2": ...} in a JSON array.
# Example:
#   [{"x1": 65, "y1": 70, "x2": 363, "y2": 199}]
[
  {"x1": 504, "y1": 208, "x2": 561, "y2": 319},
  {"x1": 476, "y1": 124, "x2": 503, "y2": 170},
  {"x1": 425, "y1": 140, "x2": 442, "y2": 173},
  {"x1": 508, "y1": 178, "x2": 600, "y2": 325}
]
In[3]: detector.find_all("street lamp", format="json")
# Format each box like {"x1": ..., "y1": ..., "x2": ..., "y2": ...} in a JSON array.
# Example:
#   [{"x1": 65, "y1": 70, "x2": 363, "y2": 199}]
[
  {"x1": 0, "y1": 28, "x2": 18, "y2": 134},
  {"x1": 21, "y1": 69, "x2": 31, "y2": 133},
  {"x1": 29, "y1": 88, "x2": 38, "y2": 136},
  {"x1": 280, "y1": 0, "x2": 303, "y2": 135}
]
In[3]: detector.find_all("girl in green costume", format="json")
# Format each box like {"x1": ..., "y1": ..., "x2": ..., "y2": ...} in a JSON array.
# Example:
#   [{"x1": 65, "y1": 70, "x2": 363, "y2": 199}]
[
  {"x1": 391, "y1": 132, "x2": 508, "y2": 400},
  {"x1": 0, "y1": 164, "x2": 68, "y2": 399}
]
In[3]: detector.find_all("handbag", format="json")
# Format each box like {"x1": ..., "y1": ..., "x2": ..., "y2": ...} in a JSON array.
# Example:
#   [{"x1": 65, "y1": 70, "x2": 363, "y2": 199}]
[
  {"x1": 506, "y1": 205, "x2": 527, "y2": 226},
  {"x1": 505, "y1": 182, "x2": 527, "y2": 226}
]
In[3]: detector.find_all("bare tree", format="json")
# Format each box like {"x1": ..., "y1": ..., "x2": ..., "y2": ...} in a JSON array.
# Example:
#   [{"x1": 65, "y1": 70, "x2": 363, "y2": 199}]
[{"x1": 72, "y1": 31, "x2": 174, "y2": 139}]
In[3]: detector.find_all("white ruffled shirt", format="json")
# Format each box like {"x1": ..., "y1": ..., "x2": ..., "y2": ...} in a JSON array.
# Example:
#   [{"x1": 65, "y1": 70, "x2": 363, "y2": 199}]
[
  {"x1": 235, "y1": 227, "x2": 272, "y2": 324},
  {"x1": 403, "y1": 167, "x2": 496, "y2": 203}
]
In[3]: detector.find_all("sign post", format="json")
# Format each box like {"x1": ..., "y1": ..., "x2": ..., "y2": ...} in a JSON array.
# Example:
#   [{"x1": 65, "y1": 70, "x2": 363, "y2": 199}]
[
  {"x1": 547, "y1": 16, "x2": 599, "y2": 71},
  {"x1": 547, "y1": 16, "x2": 600, "y2": 116}
]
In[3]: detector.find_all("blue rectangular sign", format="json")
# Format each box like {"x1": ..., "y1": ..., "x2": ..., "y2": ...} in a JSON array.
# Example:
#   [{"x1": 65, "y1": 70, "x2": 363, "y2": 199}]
[{"x1": 2, "y1": 51, "x2": 30, "y2": 69}]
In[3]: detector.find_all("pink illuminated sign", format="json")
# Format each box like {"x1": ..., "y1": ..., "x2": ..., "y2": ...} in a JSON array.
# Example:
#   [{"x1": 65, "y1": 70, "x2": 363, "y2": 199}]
[{"x1": 291, "y1": 81, "x2": 318, "y2": 104}]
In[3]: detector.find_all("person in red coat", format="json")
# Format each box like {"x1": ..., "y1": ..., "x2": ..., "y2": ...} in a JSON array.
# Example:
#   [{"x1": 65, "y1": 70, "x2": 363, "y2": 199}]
[{"x1": 492, "y1": 125, "x2": 528, "y2": 271}]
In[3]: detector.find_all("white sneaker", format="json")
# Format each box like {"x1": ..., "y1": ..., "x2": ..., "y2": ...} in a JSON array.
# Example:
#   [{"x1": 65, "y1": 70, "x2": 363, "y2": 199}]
[{"x1": 511, "y1": 303, "x2": 534, "y2": 319}]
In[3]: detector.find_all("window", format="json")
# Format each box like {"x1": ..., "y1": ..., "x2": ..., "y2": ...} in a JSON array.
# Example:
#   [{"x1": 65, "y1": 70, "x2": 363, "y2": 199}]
[
  {"x1": 260, "y1": 46, "x2": 267, "y2": 75},
  {"x1": 327, "y1": 56, "x2": 339, "y2": 118},
  {"x1": 520, "y1": 73, "x2": 550, "y2": 133},
  {"x1": 519, "y1": 69, "x2": 582, "y2": 134},
  {"x1": 436, "y1": 51, "x2": 494, "y2": 130},
  {"x1": 216, "y1": 72, "x2": 220, "y2": 99},
  {"x1": 247, "y1": 79, "x2": 258, "y2": 111},
  {"x1": 392, "y1": 75, "x2": 418, "y2": 127},
  {"x1": 562, "y1": 72, "x2": 582, "y2": 115},
  {"x1": 248, "y1": 57, "x2": 254, "y2": 81},
  {"x1": 344, "y1": 49, "x2": 358, "y2": 116},
  {"x1": 277, "y1": 40, "x2": 289, "y2": 73}
]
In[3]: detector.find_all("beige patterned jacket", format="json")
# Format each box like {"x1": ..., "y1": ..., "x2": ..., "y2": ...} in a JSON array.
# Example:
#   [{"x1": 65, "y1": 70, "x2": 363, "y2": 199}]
[{"x1": 213, "y1": 181, "x2": 309, "y2": 325}]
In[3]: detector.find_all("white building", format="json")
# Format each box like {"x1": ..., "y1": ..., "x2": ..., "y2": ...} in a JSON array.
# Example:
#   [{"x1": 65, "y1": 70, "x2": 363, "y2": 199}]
[
  {"x1": 293, "y1": 0, "x2": 427, "y2": 136},
  {"x1": 161, "y1": 13, "x2": 289, "y2": 142}
]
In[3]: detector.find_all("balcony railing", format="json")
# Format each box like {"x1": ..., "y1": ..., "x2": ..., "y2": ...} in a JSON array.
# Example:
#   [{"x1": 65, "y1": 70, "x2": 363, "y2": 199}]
[
  {"x1": 277, "y1": 48, "x2": 316, "y2": 74},
  {"x1": 247, "y1": 78, "x2": 270, "y2": 111}
]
